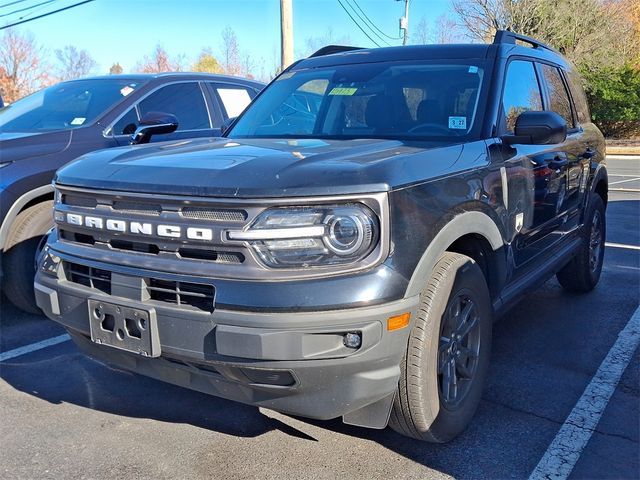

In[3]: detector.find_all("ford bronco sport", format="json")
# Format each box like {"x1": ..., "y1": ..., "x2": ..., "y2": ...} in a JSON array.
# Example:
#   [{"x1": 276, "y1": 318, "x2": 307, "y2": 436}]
[{"x1": 35, "y1": 31, "x2": 607, "y2": 442}]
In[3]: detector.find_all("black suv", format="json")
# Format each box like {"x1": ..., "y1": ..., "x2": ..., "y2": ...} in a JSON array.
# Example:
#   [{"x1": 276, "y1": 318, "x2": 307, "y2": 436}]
[
  {"x1": 0, "y1": 73, "x2": 263, "y2": 313},
  {"x1": 35, "y1": 32, "x2": 607, "y2": 442}
]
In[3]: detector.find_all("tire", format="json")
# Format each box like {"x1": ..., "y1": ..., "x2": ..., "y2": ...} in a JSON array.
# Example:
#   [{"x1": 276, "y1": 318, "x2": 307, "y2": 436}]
[
  {"x1": 2, "y1": 201, "x2": 54, "y2": 314},
  {"x1": 556, "y1": 194, "x2": 606, "y2": 293},
  {"x1": 389, "y1": 252, "x2": 492, "y2": 443}
]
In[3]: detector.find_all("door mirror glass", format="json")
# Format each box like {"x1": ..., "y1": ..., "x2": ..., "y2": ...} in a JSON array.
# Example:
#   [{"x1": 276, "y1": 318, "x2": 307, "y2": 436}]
[
  {"x1": 131, "y1": 111, "x2": 178, "y2": 145},
  {"x1": 502, "y1": 110, "x2": 567, "y2": 145}
]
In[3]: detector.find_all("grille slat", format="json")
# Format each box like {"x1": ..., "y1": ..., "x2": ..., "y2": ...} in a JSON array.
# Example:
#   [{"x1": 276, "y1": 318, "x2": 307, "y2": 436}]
[{"x1": 181, "y1": 207, "x2": 247, "y2": 222}]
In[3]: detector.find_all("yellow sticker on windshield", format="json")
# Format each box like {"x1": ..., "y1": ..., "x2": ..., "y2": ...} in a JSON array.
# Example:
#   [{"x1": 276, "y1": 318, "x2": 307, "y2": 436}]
[{"x1": 328, "y1": 87, "x2": 357, "y2": 96}]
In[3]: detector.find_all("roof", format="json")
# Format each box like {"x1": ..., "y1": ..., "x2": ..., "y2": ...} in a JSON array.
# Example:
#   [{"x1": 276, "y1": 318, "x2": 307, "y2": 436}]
[
  {"x1": 61, "y1": 72, "x2": 265, "y2": 88},
  {"x1": 297, "y1": 32, "x2": 570, "y2": 70}
]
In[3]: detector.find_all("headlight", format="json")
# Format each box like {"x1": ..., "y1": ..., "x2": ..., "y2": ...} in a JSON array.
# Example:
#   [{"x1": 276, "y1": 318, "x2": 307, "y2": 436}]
[{"x1": 227, "y1": 204, "x2": 379, "y2": 268}]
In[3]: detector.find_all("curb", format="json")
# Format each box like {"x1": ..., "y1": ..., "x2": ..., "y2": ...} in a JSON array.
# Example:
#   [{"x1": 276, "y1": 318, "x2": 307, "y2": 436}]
[{"x1": 606, "y1": 147, "x2": 640, "y2": 155}]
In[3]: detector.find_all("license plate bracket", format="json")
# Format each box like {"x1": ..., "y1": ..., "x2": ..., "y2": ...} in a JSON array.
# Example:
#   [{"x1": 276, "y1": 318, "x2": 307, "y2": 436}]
[{"x1": 88, "y1": 298, "x2": 160, "y2": 357}]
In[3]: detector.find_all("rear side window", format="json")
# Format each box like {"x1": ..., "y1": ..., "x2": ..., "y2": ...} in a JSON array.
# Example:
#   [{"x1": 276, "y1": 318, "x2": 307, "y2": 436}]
[
  {"x1": 540, "y1": 64, "x2": 575, "y2": 129},
  {"x1": 566, "y1": 70, "x2": 591, "y2": 125},
  {"x1": 213, "y1": 85, "x2": 254, "y2": 118},
  {"x1": 139, "y1": 83, "x2": 210, "y2": 131},
  {"x1": 502, "y1": 60, "x2": 543, "y2": 132}
]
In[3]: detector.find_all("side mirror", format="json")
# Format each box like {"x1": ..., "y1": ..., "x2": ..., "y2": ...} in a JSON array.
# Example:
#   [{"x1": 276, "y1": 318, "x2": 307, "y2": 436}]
[
  {"x1": 131, "y1": 111, "x2": 178, "y2": 145},
  {"x1": 501, "y1": 111, "x2": 567, "y2": 145},
  {"x1": 220, "y1": 116, "x2": 236, "y2": 136}
]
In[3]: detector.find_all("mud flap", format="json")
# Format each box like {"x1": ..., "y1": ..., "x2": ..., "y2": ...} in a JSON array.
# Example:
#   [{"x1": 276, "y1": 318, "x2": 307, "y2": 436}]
[{"x1": 342, "y1": 392, "x2": 396, "y2": 429}]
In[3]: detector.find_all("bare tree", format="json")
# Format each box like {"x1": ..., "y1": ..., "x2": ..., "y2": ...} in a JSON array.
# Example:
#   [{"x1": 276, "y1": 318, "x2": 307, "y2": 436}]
[
  {"x1": 55, "y1": 45, "x2": 96, "y2": 81},
  {"x1": 0, "y1": 29, "x2": 49, "y2": 103},
  {"x1": 135, "y1": 44, "x2": 183, "y2": 73},
  {"x1": 109, "y1": 63, "x2": 123, "y2": 75},
  {"x1": 220, "y1": 26, "x2": 241, "y2": 75},
  {"x1": 303, "y1": 28, "x2": 351, "y2": 56},
  {"x1": 433, "y1": 14, "x2": 461, "y2": 44},
  {"x1": 412, "y1": 16, "x2": 430, "y2": 44}
]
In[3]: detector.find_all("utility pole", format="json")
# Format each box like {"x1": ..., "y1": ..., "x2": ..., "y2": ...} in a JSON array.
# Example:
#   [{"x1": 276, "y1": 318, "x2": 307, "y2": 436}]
[
  {"x1": 280, "y1": 0, "x2": 293, "y2": 72},
  {"x1": 399, "y1": 0, "x2": 409, "y2": 45}
]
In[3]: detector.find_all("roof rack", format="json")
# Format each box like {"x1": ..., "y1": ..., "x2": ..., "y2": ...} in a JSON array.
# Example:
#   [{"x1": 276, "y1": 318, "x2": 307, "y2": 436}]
[
  {"x1": 493, "y1": 30, "x2": 558, "y2": 54},
  {"x1": 309, "y1": 45, "x2": 364, "y2": 58}
]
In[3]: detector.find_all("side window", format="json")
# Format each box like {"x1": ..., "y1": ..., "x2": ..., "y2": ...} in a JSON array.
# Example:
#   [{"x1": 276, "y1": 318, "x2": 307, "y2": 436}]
[
  {"x1": 502, "y1": 60, "x2": 543, "y2": 132},
  {"x1": 566, "y1": 70, "x2": 591, "y2": 125},
  {"x1": 112, "y1": 107, "x2": 138, "y2": 135},
  {"x1": 139, "y1": 83, "x2": 210, "y2": 131},
  {"x1": 214, "y1": 85, "x2": 253, "y2": 118},
  {"x1": 540, "y1": 64, "x2": 575, "y2": 129}
]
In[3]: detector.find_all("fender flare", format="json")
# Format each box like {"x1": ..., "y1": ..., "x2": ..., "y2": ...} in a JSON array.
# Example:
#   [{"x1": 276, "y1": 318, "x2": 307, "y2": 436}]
[
  {"x1": 0, "y1": 184, "x2": 54, "y2": 251},
  {"x1": 404, "y1": 210, "x2": 504, "y2": 298}
]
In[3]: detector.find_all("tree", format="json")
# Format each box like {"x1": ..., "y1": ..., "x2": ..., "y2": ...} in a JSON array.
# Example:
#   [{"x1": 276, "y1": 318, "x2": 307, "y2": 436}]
[
  {"x1": 433, "y1": 14, "x2": 460, "y2": 44},
  {"x1": 411, "y1": 16, "x2": 430, "y2": 45},
  {"x1": 54, "y1": 45, "x2": 96, "y2": 81},
  {"x1": 303, "y1": 28, "x2": 351, "y2": 56},
  {"x1": 135, "y1": 44, "x2": 183, "y2": 73},
  {"x1": 0, "y1": 29, "x2": 49, "y2": 103},
  {"x1": 220, "y1": 26, "x2": 241, "y2": 75},
  {"x1": 109, "y1": 63, "x2": 123, "y2": 75},
  {"x1": 192, "y1": 49, "x2": 223, "y2": 73}
]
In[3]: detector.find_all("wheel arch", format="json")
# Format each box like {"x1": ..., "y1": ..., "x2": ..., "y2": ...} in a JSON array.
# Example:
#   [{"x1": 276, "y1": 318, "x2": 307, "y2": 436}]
[
  {"x1": 0, "y1": 185, "x2": 54, "y2": 252},
  {"x1": 404, "y1": 210, "x2": 506, "y2": 300}
]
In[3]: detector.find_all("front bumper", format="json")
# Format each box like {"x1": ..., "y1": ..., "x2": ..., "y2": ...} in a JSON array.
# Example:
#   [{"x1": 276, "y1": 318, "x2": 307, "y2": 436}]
[{"x1": 35, "y1": 255, "x2": 419, "y2": 428}]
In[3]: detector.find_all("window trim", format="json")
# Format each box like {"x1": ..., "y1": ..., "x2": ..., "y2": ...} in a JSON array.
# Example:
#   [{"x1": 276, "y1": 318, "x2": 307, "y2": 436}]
[
  {"x1": 497, "y1": 57, "x2": 545, "y2": 135},
  {"x1": 103, "y1": 80, "x2": 214, "y2": 138},
  {"x1": 535, "y1": 61, "x2": 579, "y2": 134}
]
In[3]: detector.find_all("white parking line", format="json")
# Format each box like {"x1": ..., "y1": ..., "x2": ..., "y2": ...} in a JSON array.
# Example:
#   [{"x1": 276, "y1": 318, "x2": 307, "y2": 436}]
[
  {"x1": 605, "y1": 242, "x2": 640, "y2": 251},
  {"x1": 529, "y1": 305, "x2": 640, "y2": 480},
  {"x1": 609, "y1": 178, "x2": 640, "y2": 186},
  {"x1": 0, "y1": 334, "x2": 70, "y2": 362}
]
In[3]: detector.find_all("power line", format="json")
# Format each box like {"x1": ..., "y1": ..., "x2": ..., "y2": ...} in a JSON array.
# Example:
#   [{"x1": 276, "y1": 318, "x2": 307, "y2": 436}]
[
  {"x1": 336, "y1": 0, "x2": 381, "y2": 47},
  {"x1": 0, "y1": 0, "x2": 57, "y2": 19},
  {"x1": 342, "y1": 0, "x2": 390, "y2": 46},
  {"x1": 0, "y1": 0, "x2": 95, "y2": 29},
  {"x1": 349, "y1": 0, "x2": 402, "y2": 40},
  {"x1": 0, "y1": 0, "x2": 31, "y2": 9}
]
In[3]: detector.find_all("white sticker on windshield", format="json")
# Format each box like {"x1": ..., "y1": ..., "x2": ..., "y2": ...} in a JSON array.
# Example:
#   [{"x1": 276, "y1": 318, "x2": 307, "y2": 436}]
[
  {"x1": 120, "y1": 86, "x2": 134, "y2": 96},
  {"x1": 70, "y1": 117, "x2": 86, "y2": 125},
  {"x1": 448, "y1": 116, "x2": 467, "y2": 130}
]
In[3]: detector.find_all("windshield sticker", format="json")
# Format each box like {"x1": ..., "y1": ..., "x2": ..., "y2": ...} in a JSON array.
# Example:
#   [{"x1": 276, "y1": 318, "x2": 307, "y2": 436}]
[
  {"x1": 70, "y1": 117, "x2": 86, "y2": 125},
  {"x1": 468, "y1": 66, "x2": 479, "y2": 74},
  {"x1": 120, "y1": 86, "x2": 134, "y2": 96},
  {"x1": 328, "y1": 87, "x2": 357, "y2": 96},
  {"x1": 448, "y1": 116, "x2": 467, "y2": 130}
]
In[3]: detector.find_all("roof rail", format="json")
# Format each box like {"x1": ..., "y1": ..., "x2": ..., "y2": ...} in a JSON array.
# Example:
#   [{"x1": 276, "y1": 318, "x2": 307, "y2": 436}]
[
  {"x1": 493, "y1": 30, "x2": 558, "y2": 54},
  {"x1": 309, "y1": 45, "x2": 364, "y2": 58}
]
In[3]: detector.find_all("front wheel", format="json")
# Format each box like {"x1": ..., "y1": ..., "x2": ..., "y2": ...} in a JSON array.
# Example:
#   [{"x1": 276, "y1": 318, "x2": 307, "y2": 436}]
[
  {"x1": 389, "y1": 252, "x2": 492, "y2": 442},
  {"x1": 556, "y1": 194, "x2": 606, "y2": 293},
  {"x1": 2, "y1": 201, "x2": 54, "y2": 314}
]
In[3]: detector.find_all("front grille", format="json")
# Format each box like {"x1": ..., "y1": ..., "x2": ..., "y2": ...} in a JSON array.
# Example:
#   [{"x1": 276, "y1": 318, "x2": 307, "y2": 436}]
[
  {"x1": 64, "y1": 261, "x2": 215, "y2": 312},
  {"x1": 147, "y1": 278, "x2": 215, "y2": 312},
  {"x1": 112, "y1": 201, "x2": 162, "y2": 216},
  {"x1": 181, "y1": 207, "x2": 247, "y2": 222},
  {"x1": 65, "y1": 262, "x2": 111, "y2": 294}
]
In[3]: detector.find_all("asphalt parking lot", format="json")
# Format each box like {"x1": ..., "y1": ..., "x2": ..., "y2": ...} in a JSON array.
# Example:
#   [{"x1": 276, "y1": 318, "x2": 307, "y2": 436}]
[{"x1": 1, "y1": 156, "x2": 638, "y2": 480}]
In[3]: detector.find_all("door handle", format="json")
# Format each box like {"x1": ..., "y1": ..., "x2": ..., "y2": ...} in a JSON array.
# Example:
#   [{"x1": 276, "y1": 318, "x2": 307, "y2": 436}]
[
  {"x1": 548, "y1": 156, "x2": 568, "y2": 169},
  {"x1": 581, "y1": 148, "x2": 595, "y2": 159}
]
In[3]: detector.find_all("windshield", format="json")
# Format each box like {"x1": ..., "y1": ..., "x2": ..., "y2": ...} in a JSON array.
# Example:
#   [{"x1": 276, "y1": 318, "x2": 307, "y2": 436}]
[
  {"x1": 228, "y1": 61, "x2": 488, "y2": 140},
  {"x1": 0, "y1": 79, "x2": 146, "y2": 132}
]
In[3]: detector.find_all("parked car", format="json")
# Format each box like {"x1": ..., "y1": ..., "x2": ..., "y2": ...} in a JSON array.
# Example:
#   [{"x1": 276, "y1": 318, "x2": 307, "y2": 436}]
[
  {"x1": 36, "y1": 31, "x2": 606, "y2": 442},
  {"x1": 0, "y1": 73, "x2": 264, "y2": 313}
]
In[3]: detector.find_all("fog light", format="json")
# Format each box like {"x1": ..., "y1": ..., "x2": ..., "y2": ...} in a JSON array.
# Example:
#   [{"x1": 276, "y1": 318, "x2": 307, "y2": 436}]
[{"x1": 343, "y1": 332, "x2": 362, "y2": 349}]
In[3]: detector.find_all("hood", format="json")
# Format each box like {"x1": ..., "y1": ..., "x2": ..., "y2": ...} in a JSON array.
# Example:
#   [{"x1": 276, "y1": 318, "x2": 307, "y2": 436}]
[
  {"x1": 0, "y1": 130, "x2": 71, "y2": 162},
  {"x1": 55, "y1": 137, "x2": 471, "y2": 198}
]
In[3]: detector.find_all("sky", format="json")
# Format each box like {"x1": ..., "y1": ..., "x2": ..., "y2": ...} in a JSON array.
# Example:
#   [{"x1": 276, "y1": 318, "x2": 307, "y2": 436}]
[{"x1": 2, "y1": 0, "x2": 454, "y2": 80}]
